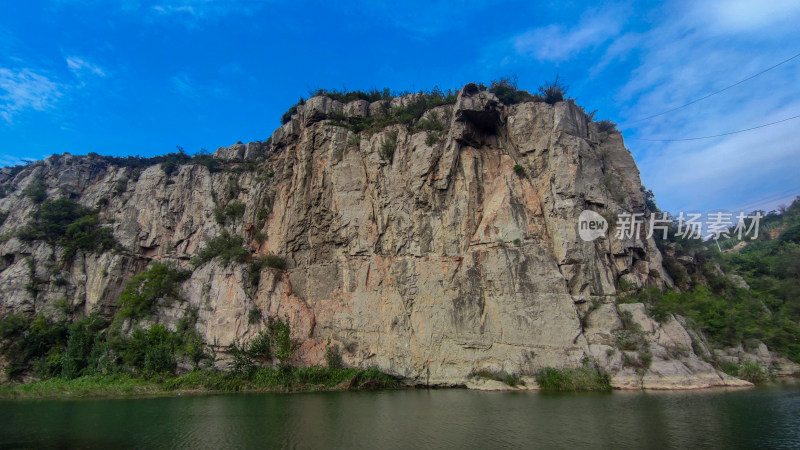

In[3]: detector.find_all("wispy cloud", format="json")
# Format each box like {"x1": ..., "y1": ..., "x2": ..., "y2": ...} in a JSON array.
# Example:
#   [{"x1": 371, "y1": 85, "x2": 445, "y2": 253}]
[
  {"x1": 610, "y1": 1, "x2": 800, "y2": 214},
  {"x1": 349, "y1": 0, "x2": 499, "y2": 36},
  {"x1": 0, "y1": 68, "x2": 62, "y2": 124},
  {"x1": 0, "y1": 153, "x2": 29, "y2": 167},
  {"x1": 50, "y1": 0, "x2": 269, "y2": 27},
  {"x1": 692, "y1": 0, "x2": 800, "y2": 33},
  {"x1": 170, "y1": 72, "x2": 228, "y2": 100},
  {"x1": 65, "y1": 56, "x2": 107, "y2": 78},
  {"x1": 143, "y1": 0, "x2": 270, "y2": 25},
  {"x1": 170, "y1": 73, "x2": 200, "y2": 98},
  {"x1": 489, "y1": 1, "x2": 800, "y2": 214},
  {"x1": 512, "y1": 12, "x2": 625, "y2": 62}
]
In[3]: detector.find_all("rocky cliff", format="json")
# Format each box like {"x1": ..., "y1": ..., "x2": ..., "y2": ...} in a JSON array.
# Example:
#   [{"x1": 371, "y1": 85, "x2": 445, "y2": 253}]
[{"x1": 0, "y1": 84, "x2": 752, "y2": 389}]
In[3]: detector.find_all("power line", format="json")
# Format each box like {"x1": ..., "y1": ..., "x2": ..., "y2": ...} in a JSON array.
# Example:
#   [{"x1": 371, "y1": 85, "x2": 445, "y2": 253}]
[
  {"x1": 724, "y1": 189, "x2": 800, "y2": 214},
  {"x1": 629, "y1": 113, "x2": 800, "y2": 142},
  {"x1": 626, "y1": 50, "x2": 800, "y2": 124},
  {"x1": 724, "y1": 193, "x2": 798, "y2": 215}
]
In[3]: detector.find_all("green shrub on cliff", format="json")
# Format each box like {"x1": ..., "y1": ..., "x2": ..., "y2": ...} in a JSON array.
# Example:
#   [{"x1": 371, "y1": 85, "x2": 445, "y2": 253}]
[
  {"x1": 597, "y1": 120, "x2": 618, "y2": 133},
  {"x1": 63, "y1": 214, "x2": 116, "y2": 259},
  {"x1": 538, "y1": 74, "x2": 569, "y2": 105},
  {"x1": 22, "y1": 178, "x2": 47, "y2": 203},
  {"x1": 192, "y1": 231, "x2": 250, "y2": 268},
  {"x1": 116, "y1": 263, "x2": 191, "y2": 321},
  {"x1": 325, "y1": 342, "x2": 344, "y2": 369},
  {"x1": 268, "y1": 316, "x2": 298, "y2": 368},
  {"x1": 380, "y1": 130, "x2": 398, "y2": 162},
  {"x1": 17, "y1": 198, "x2": 117, "y2": 259},
  {"x1": 488, "y1": 77, "x2": 538, "y2": 105},
  {"x1": 214, "y1": 202, "x2": 246, "y2": 225}
]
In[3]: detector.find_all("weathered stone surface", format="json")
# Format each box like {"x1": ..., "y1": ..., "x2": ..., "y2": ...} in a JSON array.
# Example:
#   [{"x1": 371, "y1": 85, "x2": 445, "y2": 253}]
[
  {"x1": 0, "y1": 84, "x2": 771, "y2": 388},
  {"x1": 302, "y1": 96, "x2": 344, "y2": 124},
  {"x1": 214, "y1": 143, "x2": 246, "y2": 160},
  {"x1": 344, "y1": 100, "x2": 369, "y2": 119}
]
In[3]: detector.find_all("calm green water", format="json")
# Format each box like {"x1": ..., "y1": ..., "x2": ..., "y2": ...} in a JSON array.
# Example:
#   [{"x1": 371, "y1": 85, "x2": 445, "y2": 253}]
[{"x1": 1, "y1": 384, "x2": 799, "y2": 449}]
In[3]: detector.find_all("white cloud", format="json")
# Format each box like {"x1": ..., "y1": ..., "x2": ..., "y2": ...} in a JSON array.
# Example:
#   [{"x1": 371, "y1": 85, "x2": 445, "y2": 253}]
[
  {"x1": 489, "y1": 1, "x2": 800, "y2": 215},
  {"x1": 692, "y1": 0, "x2": 800, "y2": 33},
  {"x1": 65, "y1": 56, "x2": 107, "y2": 78},
  {"x1": 171, "y1": 73, "x2": 200, "y2": 98},
  {"x1": 0, "y1": 153, "x2": 28, "y2": 167},
  {"x1": 0, "y1": 68, "x2": 62, "y2": 124},
  {"x1": 349, "y1": 0, "x2": 498, "y2": 36},
  {"x1": 611, "y1": 2, "x2": 800, "y2": 215},
  {"x1": 169, "y1": 73, "x2": 228, "y2": 100},
  {"x1": 513, "y1": 12, "x2": 624, "y2": 62},
  {"x1": 148, "y1": 0, "x2": 267, "y2": 24},
  {"x1": 49, "y1": 0, "x2": 268, "y2": 26}
]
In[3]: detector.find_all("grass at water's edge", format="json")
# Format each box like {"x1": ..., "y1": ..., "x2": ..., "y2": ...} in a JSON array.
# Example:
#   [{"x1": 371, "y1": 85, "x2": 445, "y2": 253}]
[
  {"x1": 0, "y1": 367, "x2": 399, "y2": 400},
  {"x1": 534, "y1": 367, "x2": 613, "y2": 392}
]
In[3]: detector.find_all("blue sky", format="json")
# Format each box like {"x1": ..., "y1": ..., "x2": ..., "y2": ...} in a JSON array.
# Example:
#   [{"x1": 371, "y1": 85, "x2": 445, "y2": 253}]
[{"x1": 1, "y1": 0, "x2": 799, "y2": 215}]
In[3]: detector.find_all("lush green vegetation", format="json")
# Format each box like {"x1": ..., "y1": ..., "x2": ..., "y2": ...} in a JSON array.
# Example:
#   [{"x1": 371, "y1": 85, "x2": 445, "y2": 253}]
[
  {"x1": 87, "y1": 149, "x2": 261, "y2": 175},
  {"x1": 163, "y1": 366, "x2": 397, "y2": 393},
  {"x1": 0, "y1": 374, "x2": 163, "y2": 399},
  {"x1": 246, "y1": 254, "x2": 286, "y2": 287},
  {"x1": 17, "y1": 198, "x2": 117, "y2": 259},
  {"x1": 0, "y1": 313, "x2": 69, "y2": 378},
  {"x1": 719, "y1": 360, "x2": 772, "y2": 384},
  {"x1": 380, "y1": 130, "x2": 399, "y2": 162},
  {"x1": 191, "y1": 232, "x2": 250, "y2": 268},
  {"x1": 319, "y1": 88, "x2": 457, "y2": 134},
  {"x1": 627, "y1": 196, "x2": 800, "y2": 364},
  {"x1": 535, "y1": 365, "x2": 612, "y2": 392},
  {"x1": 279, "y1": 78, "x2": 572, "y2": 139},
  {"x1": 214, "y1": 202, "x2": 246, "y2": 225},
  {"x1": 0, "y1": 366, "x2": 398, "y2": 399},
  {"x1": 324, "y1": 341, "x2": 344, "y2": 369},
  {"x1": 258, "y1": 254, "x2": 287, "y2": 270},
  {"x1": 597, "y1": 120, "x2": 618, "y2": 133},
  {"x1": 94, "y1": 150, "x2": 191, "y2": 171},
  {"x1": 22, "y1": 178, "x2": 47, "y2": 203},
  {"x1": 487, "y1": 77, "x2": 539, "y2": 104},
  {"x1": 0, "y1": 306, "x2": 395, "y2": 399},
  {"x1": 537, "y1": 74, "x2": 569, "y2": 105},
  {"x1": 191, "y1": 153, "x2": 221, "y2": 173},
  {"x1": 116, "y1": 262, "x2": 192, "y2": 321}
]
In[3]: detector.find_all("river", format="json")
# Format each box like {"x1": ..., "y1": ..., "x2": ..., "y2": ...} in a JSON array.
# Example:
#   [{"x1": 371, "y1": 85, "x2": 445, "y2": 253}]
[{"x1": 2, "y1": 383, "x2": 799, "y2": 449}]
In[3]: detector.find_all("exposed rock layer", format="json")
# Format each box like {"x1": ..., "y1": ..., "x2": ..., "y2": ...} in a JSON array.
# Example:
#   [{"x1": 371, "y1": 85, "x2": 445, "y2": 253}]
[{"x1": 0, "y1": 85, "x2": 755, "y2": 388}]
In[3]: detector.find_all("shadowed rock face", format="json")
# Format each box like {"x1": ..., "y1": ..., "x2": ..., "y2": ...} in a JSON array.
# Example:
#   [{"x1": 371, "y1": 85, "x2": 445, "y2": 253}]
[{"x1": 0, "y1": 85, "x2": 750, "y2": 389}]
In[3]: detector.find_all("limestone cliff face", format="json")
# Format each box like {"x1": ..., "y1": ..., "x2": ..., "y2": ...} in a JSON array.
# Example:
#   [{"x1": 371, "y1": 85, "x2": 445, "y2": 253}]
[{"x1": 0, "y1": 85, "x2": 749, "y2": 389}]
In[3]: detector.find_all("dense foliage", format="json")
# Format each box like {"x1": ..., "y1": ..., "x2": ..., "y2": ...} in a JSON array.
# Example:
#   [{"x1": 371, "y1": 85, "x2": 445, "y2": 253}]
[
  {"x1": 630, "y1": 197, "x2": 800, "y2": 363},
  {"x1": 0, "y1": 304, "x2": 394, "y2": 397},
  {"x1": 17, "y1": 198, "x2": 117, "y2": 259},
  {"x1": 487, "y1": 77, "x2": 539, "y2": 104},
  {"x1": 535, "y1": 365, "x2": 612, "y2": 392},
  {"x1": 191, "y1": 232, "x2": 250, "y2": 268},
  {"x1": 22, "y1": 179, "x2": 48, "y2": 203},
  {"x1": 116, "y1": 262, "x2": 192, "y2": 321}
]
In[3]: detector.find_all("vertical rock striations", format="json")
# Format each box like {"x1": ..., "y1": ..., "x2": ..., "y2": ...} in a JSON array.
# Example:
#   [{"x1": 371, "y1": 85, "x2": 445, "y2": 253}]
[{"x1": 0, "y1": 84, "x2": 750, "y2": 389}]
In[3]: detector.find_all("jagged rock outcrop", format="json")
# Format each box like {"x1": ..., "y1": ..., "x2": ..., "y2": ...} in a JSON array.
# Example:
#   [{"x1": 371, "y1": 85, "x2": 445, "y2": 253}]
[{"x1": 0, "y1": 84, "x2": 755, "y2": 389}]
